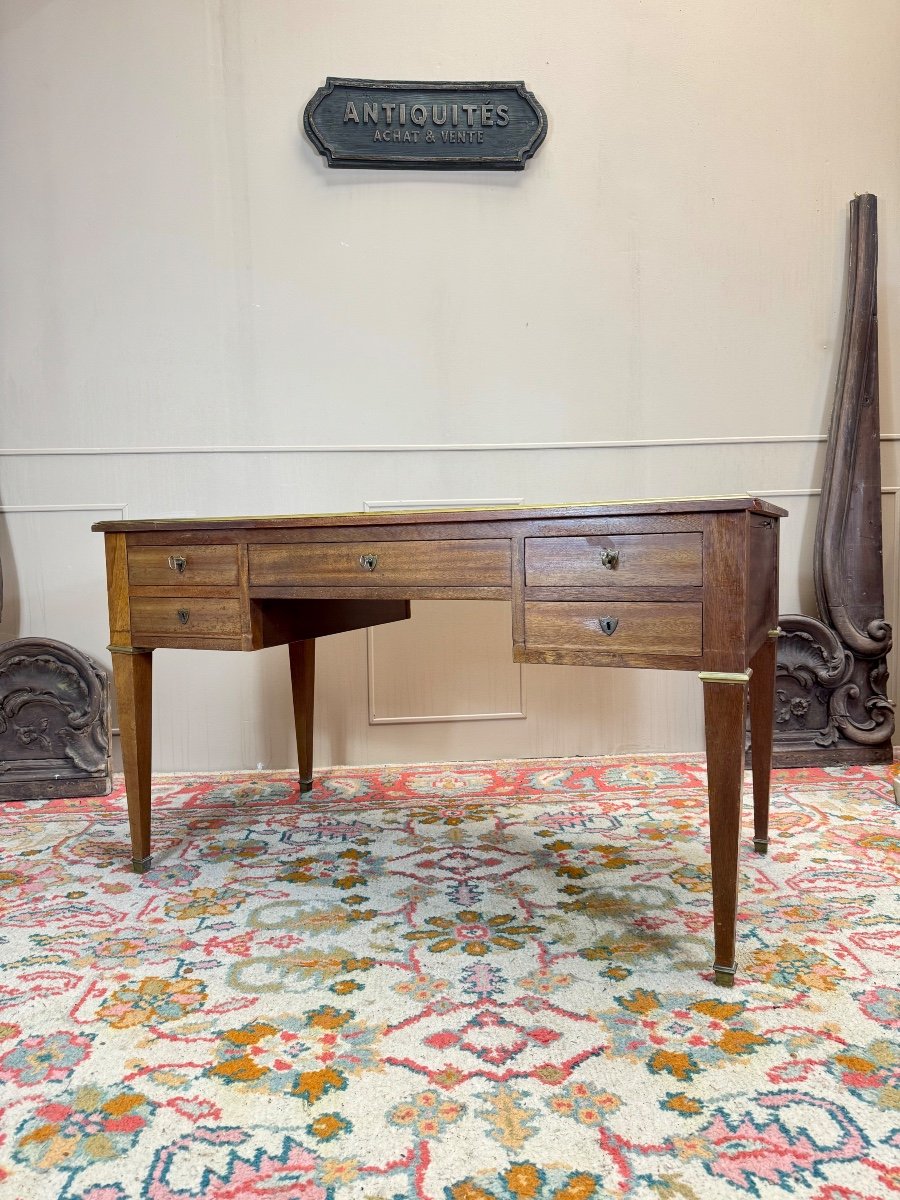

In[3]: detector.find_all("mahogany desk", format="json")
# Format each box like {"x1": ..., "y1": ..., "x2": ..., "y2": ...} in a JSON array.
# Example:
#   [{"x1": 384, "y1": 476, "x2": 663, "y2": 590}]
[{"x1": 94, "y1": 496, "x2": 785, "y2": 986}]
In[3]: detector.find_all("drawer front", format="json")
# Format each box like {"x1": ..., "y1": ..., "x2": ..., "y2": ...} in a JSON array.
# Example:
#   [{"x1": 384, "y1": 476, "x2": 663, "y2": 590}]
[
  {"x1": 130, "y1": 597, "x2": 242, "y2": 638},
  {"x1": 525, "y1": 601, "x2": 702, "y2": 655},
  {"x1": 128, "y1": 545, "x2": 239, "y2": 587},
  {"x1": 249, "y1": 540, "x2": 511, "y2": 587},
  {"x1": 525, "y1": 533, "x2": 702, "y2": 587}
]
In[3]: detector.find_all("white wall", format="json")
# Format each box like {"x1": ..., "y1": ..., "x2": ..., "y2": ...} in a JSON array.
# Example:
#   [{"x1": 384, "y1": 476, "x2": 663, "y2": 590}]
[{"x1": 1, "y1": 0, "x2": 898, "y2": 770}]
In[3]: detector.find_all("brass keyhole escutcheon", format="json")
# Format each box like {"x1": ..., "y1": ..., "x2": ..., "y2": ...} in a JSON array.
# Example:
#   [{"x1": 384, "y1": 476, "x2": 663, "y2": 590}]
[
  {"x1": 359, "y1": 554, "x2": 378, "y2": 572},
  {"x1": 168, "y1": 555, "x2": 187, "y2": 573},
  {"x1": 598, "y1": 616, "x2": 618, "y2": 636},
  {"x1": 598, "y1": 548, "x2": 619, "y2": 570},
  {"x1": 176, "y1": 609, "x2": 190, "y2": 626}
]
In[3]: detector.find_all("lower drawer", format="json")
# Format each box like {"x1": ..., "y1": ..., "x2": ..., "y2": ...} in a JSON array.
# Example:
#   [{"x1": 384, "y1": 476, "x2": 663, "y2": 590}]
[
  {"x1": 130, "y1": 597, "x2": 242, "y2": 638},
  {"x1": 524, "y1": 601, "x2": 702, "y2": 655}
]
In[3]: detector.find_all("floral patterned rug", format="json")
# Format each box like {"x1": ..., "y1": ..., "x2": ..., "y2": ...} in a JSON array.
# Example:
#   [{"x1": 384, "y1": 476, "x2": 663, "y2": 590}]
[{"x1": 0, "y1": 755, "x2": 897, "y2": 1200}]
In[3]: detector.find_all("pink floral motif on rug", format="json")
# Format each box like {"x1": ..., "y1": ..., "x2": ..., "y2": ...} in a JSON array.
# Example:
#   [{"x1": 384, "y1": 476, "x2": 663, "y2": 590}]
[{"x1": 0, "y1": 756, "x2": 897, "y2": 1199}]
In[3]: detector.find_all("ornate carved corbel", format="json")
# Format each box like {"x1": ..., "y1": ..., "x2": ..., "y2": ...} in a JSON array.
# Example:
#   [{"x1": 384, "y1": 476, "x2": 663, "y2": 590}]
[{"x1": 771, "y1": 194, "x2": 894, "y2": 765}]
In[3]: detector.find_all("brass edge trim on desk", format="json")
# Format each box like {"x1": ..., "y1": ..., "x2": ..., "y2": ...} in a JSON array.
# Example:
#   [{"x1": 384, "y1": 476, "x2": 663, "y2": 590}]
[
  {"x1": 107, "y1": 645, "x2": 152, "y2": 655},
  {"x1": 116, "y1": 494, "x2": 759, "y2": 520},
  {"x1": 91, "y1": 495, "x2": 788, "y2": 531},
  {"x1": 698, "y1": 670, "x2": 752, "y2": 684},
  {"x1": 24, "y1": 435, "x2": 900, "y2": 456}
]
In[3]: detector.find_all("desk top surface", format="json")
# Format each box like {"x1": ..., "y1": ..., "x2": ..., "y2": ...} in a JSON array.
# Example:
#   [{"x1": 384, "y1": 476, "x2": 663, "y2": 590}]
[{"x1": 93, "y1": 494, "x2": 787, "y2": 533}]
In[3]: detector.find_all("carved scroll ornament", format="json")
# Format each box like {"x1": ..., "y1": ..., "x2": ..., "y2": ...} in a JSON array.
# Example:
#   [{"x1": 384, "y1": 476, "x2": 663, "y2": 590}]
[{"x1": 0, "y1": 637, "x2": 111, "y2": 798}]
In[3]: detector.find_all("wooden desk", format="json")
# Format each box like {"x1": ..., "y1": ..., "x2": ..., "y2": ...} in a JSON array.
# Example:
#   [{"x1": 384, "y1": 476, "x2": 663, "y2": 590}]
[{"x1": 94, "y1": 496, "x2": 785, "y2": 986}]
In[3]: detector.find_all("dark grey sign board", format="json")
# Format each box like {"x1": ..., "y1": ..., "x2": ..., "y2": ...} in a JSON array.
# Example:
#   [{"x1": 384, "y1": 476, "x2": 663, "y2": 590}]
[{"x1": 303, "y1": 79, "x2": 547, "y2": 170}]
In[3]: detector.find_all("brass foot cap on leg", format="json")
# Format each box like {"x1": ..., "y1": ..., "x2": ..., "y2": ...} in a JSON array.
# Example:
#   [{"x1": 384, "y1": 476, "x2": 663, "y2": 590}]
[
  {"x1": 713, "y1": 963, "x2": 737, "y2": 988},
  {"x1": 753, "y1": 837, "x2": 769, "y2": 855},
  {"x1": 132, "y1": 857, "x2": 152, "y2": 875}
]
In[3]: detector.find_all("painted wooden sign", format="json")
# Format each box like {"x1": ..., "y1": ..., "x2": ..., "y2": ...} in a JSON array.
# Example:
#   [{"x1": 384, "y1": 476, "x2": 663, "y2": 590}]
[{"x1": 303, "y1": 79, "x2": 547, "y2": 170}]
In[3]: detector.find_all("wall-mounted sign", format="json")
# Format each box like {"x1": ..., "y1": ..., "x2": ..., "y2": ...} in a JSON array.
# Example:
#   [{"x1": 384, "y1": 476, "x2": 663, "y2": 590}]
[{"x1": 303, "y1": 78, "x2": 547, "y2": 170}]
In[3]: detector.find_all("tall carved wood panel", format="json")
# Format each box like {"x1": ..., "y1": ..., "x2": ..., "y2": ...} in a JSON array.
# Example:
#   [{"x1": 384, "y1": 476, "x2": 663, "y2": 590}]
[{"x1": 771, "y1": 195, "x2": 894, "y2": 765}]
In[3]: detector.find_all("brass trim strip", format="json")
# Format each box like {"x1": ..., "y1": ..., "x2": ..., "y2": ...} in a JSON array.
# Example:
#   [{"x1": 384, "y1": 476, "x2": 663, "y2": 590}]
[
  {"x1": 698, "y1": 670, "x2": 752, "y2": 684},
  {"x1": 107, "y1": 644, "x2": 152, "y2": 655}
]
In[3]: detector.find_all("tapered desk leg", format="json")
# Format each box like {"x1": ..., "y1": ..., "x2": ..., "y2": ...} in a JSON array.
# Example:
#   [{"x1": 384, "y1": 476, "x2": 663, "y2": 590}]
[
  {"x1": 111, "y1": 648, "x2": 153, "y2": 873},
  {"x1": 289, "y1": 639, "x2": 315, "y2": 795},
  {"x1": 701, "y1": 672, "x2": 749, "y2": 987},
  {"x1": 748, "y1": 636, "x2": 777, "y2": 854}
]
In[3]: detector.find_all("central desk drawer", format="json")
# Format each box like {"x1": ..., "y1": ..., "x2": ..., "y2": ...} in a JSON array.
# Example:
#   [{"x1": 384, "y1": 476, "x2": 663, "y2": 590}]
[
  {"x1": 525, "y1": 601, "x2": 702, "y2": 655},
  {"x1": 525, "y1": 533, "x2": 702, "y2": 587},
  {"x1": 249, "y1": 540, "x2": 511, "y2": 588},
  {"x1": 130, "y1": 597, "x2": 242, "y2": 638}
]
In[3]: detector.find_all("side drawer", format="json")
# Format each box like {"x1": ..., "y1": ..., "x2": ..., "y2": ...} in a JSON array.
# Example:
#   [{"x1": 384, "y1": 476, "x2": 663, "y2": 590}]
[
  {"x1": 128, "y1": 544, "x2": 239, "y2": 587},
  {"x1": 249, "y1": 539, "x2": 511, "y2": 588},
  {"x1": 130, "y1": 597, "x2": 243, "y2": 638},
  {"x1": 525, "y1": 601, "x2": 702, "y2": 655},
  {"x1": 525, "y1": 533, "x2": 702, "y2": 587}
]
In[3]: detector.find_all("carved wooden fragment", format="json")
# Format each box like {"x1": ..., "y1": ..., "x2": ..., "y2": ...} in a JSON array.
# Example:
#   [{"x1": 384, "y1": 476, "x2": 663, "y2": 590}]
[
  {"x1": 772, "y1": 195, "x2": 894, "y2": 765},
  {"x1": 0, "y1": 637, "x2": 112, "y2": 798}
]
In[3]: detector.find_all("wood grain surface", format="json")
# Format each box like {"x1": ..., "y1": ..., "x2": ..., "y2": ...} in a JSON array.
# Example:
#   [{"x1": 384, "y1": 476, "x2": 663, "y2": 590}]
[
  {"x1": 129, "y1": 596, "x2": 243, "y2": 638},
  {"x1": 128, "y1": 545, "x2": 239, "y2": 587},
  {"x1": 525, "y1": 533, "x2": 702, "y2": 587},
  {"x1": 524, "y1": 601, "x2": 702, "y2": 655},
  {"x1": 248, "y1": 539, "x2": 512, "y2": 588}
]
